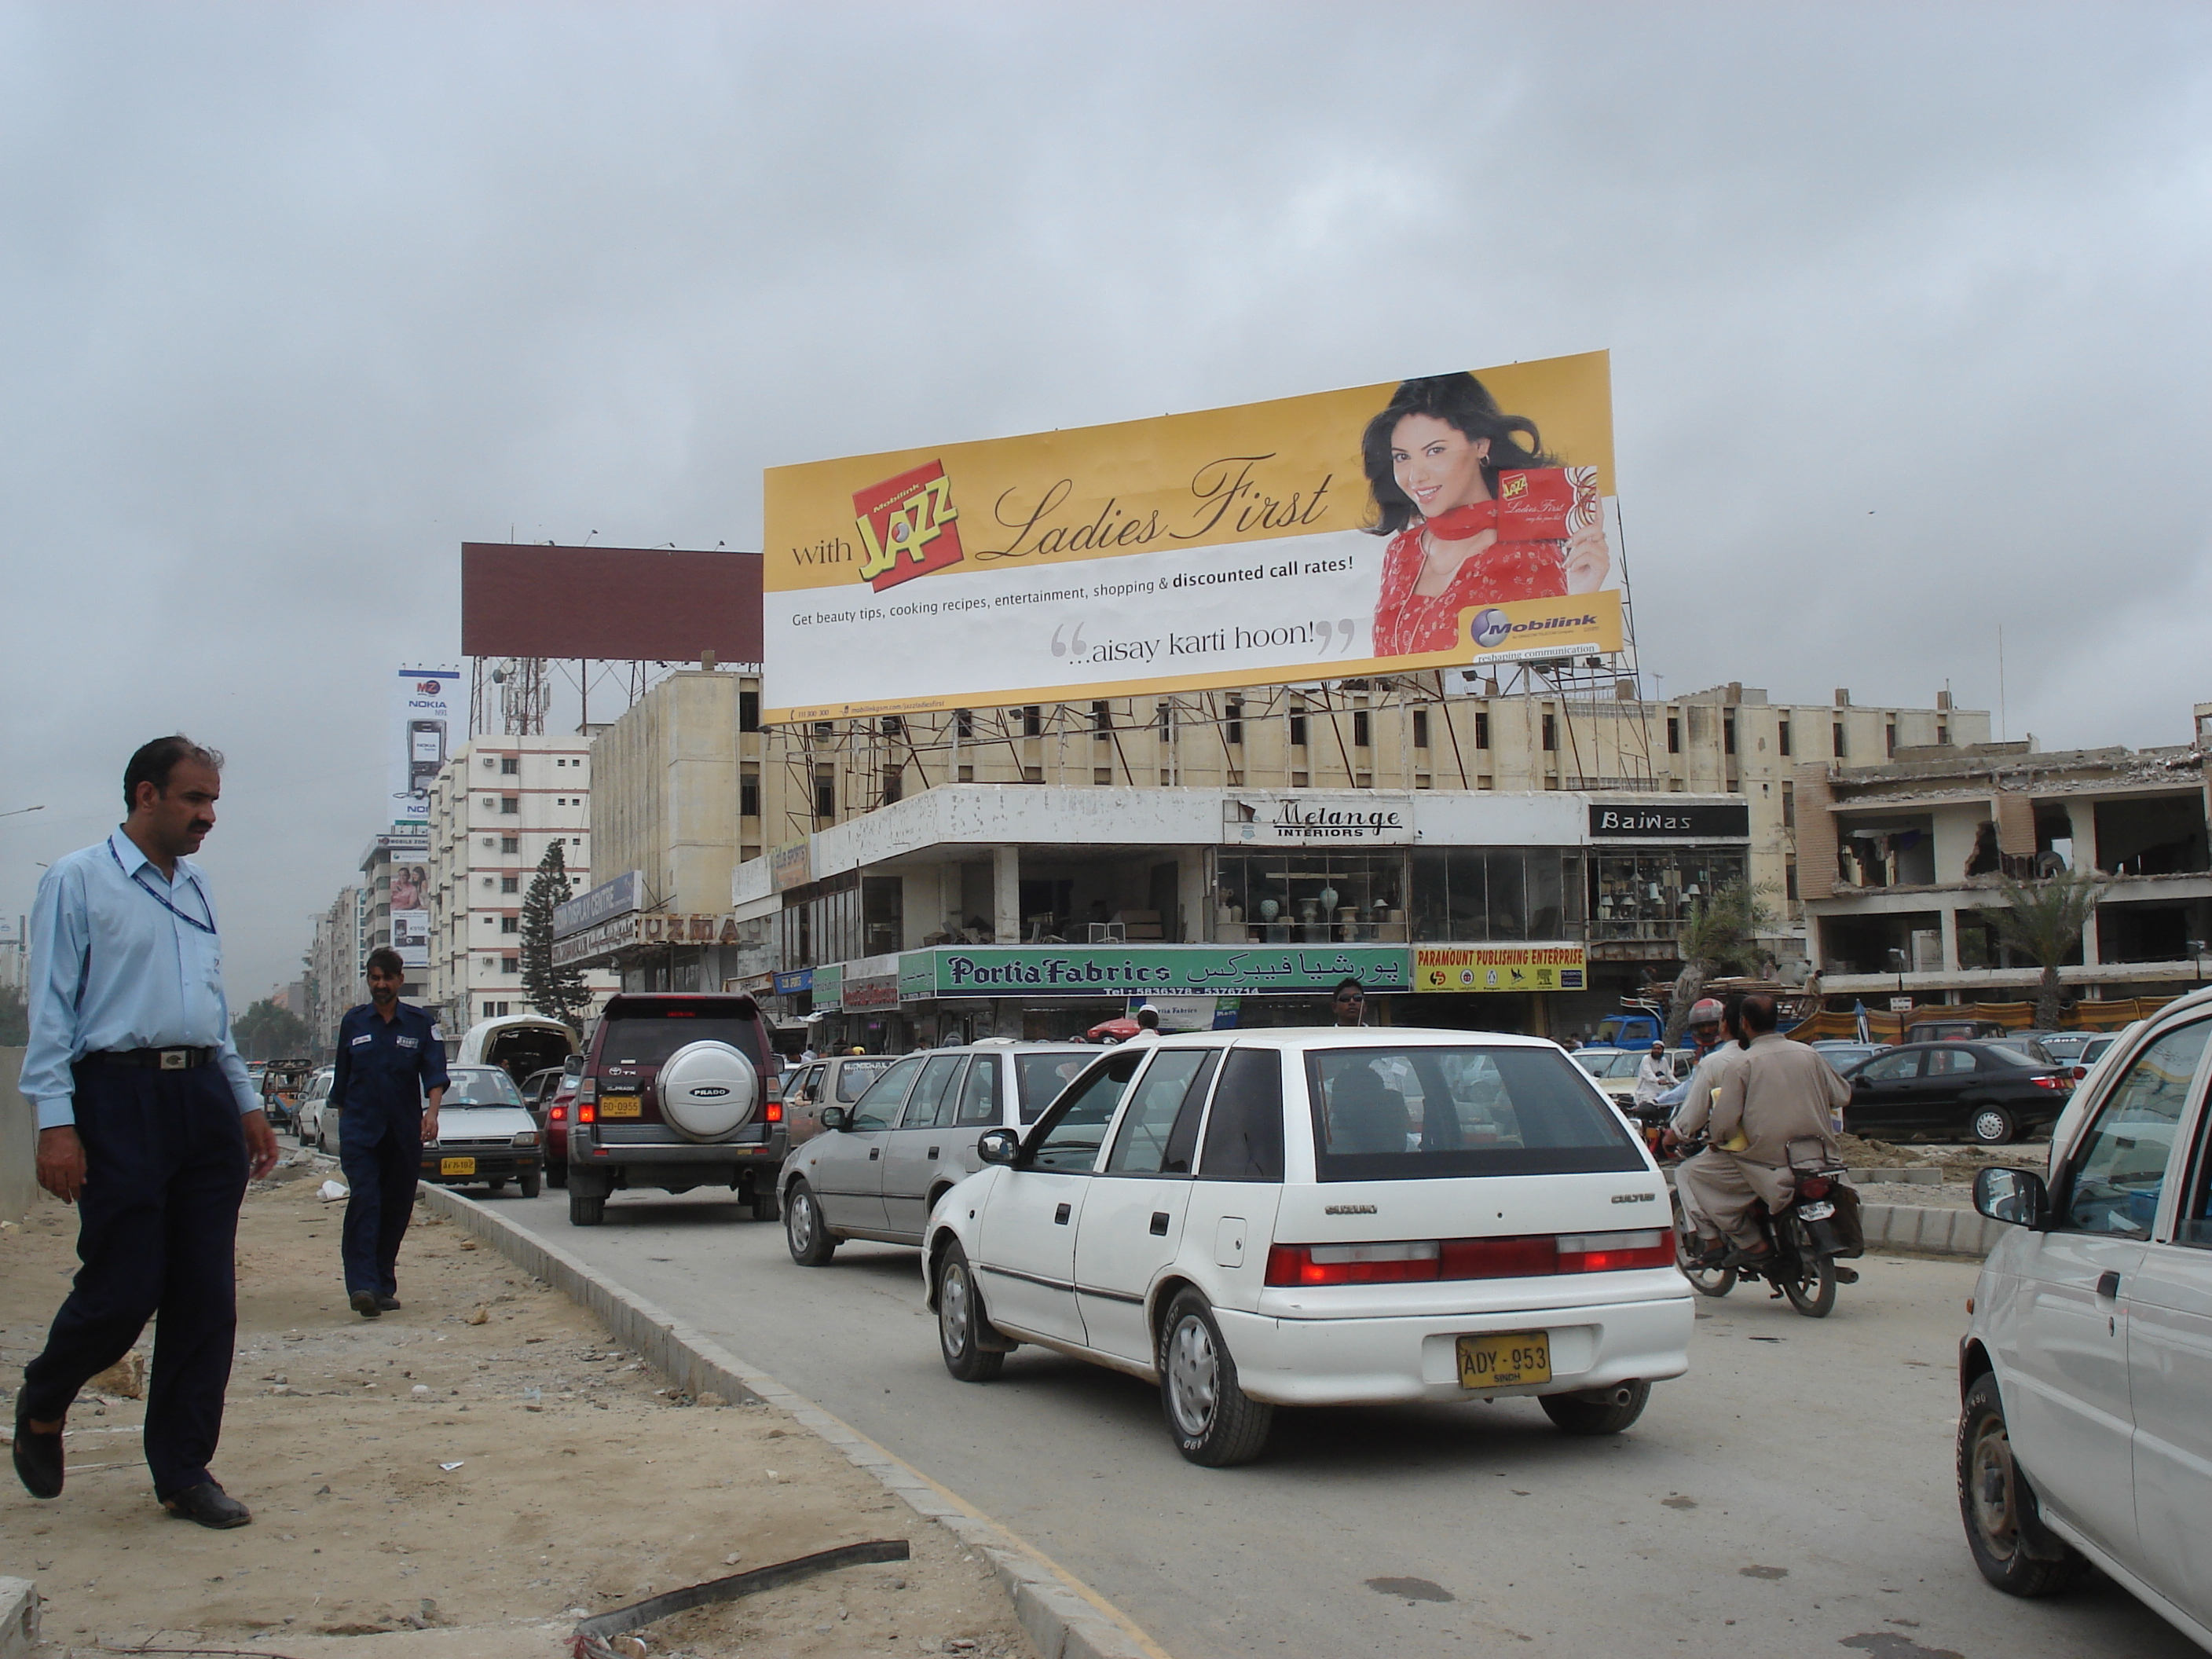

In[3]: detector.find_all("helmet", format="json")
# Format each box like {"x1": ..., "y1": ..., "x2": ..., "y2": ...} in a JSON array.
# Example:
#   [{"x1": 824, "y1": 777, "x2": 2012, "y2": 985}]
[{"x1": 1688, "y1": 998, "x2": 1727, "y2": 1029}]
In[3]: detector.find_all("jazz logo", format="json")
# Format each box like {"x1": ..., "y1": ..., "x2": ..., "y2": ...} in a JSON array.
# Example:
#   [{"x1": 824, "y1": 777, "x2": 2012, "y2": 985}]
[{"x1": 854, "y1": 460, "x2": 963, "y2": 592}]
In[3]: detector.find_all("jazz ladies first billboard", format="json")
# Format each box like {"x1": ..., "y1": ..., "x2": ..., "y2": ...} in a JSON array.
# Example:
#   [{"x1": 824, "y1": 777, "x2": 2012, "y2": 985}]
[{"x1": 761, "y1": 351, "x2": 1622, "y2": 723}]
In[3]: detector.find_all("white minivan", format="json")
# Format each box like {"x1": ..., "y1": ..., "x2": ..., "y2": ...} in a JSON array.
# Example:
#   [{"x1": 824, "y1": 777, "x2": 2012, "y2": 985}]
[
  {"x1": 1959, "y1": 986, "x2": 2212, "y2": 1649},
  {"x1": 923, "y1": 1028, "x2": 1693, "y2": 1466}
]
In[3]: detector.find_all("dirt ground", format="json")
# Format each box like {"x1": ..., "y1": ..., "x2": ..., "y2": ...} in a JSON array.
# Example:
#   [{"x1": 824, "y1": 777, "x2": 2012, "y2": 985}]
[
  {"x1": 0, "y1": 1159, "x2": 1033, "y2": 1659},
  {"x1": 1836, "y1": 1130, "x2": 2049, "y2": 1182}
]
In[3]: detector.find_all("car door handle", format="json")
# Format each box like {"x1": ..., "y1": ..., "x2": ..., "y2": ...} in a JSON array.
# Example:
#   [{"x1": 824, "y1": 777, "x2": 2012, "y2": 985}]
[
  {"x1": 2097, "y1": 1271, "x2": 2121, "y2": 1299},
  {"x1": 1150, "y1": 1211, "x2": 1170, "y2": 1236},
  {"x1": 1054, "y1": 1203, "x2": 1071, "y2": 1225},
  {"x1": 869, "y1": 1148, "x2": 880, "y2": 1161},
  {"x1": 927, "y1": 1147, "x2": 940, "y2": 1159}
]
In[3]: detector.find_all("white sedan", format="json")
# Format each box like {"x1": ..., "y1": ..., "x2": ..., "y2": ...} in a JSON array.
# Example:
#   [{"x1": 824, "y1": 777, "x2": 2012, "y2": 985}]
[{"x1": 922, "y1": 1028, "x2": 1692, "y2": 1466}]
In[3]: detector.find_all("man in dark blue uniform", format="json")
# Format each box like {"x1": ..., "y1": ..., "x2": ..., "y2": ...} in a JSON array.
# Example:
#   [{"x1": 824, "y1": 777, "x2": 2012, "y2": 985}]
[{"x1": 329, "y1": 947, "x2": 447, "y2": 1319}]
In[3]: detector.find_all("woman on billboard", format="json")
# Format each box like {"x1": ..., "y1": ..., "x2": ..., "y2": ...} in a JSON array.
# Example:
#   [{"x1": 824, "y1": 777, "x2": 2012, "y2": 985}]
[{"x1": 1364, "y1": 373, "x2": 1611, "y2": 657}]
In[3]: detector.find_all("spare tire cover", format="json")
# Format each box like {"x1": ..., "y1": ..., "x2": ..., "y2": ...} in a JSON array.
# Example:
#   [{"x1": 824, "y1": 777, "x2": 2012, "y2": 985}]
[{"x1": 655, "y1": 1040, "x2": 758, "y2": 1141}]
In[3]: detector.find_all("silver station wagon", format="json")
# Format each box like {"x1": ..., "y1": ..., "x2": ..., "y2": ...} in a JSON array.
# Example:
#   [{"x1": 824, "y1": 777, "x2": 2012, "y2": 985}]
[
  {"x1": 923, "y1": 1028, "x2": 1694, "y2": 1466},
  {"x1": 780, "y1": 1042, "x2": 1098, "y2": 1264}
]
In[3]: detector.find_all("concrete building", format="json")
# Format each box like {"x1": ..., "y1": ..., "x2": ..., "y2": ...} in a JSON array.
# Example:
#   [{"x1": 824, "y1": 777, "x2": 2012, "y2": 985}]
[
  {"x1": 358, "y1": 830, "x2": 430, "y2": 1002},
  {"x1": 1800, "y1": 710, "x2": 2212, "y2": 1007},
  {"x1": 422, "y1": 735, "x2": 617, "y2": 1032},
  {"x1": 305, "y1": 884, "x2": 365, "y2": 1056},
  {"x1": 568, "y1": 666, "x2": 1983, "y2": 1044}
]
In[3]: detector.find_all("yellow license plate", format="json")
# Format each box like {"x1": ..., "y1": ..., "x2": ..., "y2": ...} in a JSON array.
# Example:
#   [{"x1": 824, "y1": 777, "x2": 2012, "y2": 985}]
[
  {"x1": 1456, "y1": 1331, "x2": 1551, "y2": 1388},
  {"x1": 439, "y1": 1156, "x2": 476, "y2": 1177},
  {"x1": 599, "y1": 1095, "x2": 641, "y2": 1118}
]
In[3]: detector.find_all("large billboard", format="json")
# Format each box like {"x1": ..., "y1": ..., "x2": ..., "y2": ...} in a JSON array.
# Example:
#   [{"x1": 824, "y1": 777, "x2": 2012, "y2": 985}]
[
  {"x1": 461, "y1": 545, "x2": 764, "y2": 664},
  {"x1": 391, "y1": 668, "x2": 462, "y2": 826},
  {"x1": 762, "y1": 352, "x2": 1619, "y2": 723}
]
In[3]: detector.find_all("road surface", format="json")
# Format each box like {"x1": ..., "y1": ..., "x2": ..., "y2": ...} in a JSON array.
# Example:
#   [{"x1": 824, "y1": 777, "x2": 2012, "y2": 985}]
[{"x1": 476, "y1": 1185, "x2": 2192, "y2": 1659}]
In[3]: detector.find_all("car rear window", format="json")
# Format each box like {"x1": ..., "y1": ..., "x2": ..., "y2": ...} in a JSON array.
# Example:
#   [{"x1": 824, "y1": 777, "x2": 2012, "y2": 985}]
[
  {"x1": 1980, "y1": 1046, "x2": 2043, "y2": 1069},
  {"x1": 834, "y1": 1059, "x2": 895, "y2": 1101},
  {"x1": 1016, "y1": 1052, "x2": 1098, "y2": 1122},
  {"x1": 596, "y1": 1005, "x2": 766, "y2": 1069},
  {"x1": 1306, "y1": 1046, "x2": 1644, "y2": 1181}
]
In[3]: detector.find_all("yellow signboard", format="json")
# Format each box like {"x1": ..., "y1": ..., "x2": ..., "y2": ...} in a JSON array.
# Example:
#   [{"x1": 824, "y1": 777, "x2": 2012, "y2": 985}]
[
  {"x1": 1415, "y1": 946, "x2": 1588, "y2": 994},
  {"x1": 762, "y1": 353, "x2": 1619, "y2": 723}
]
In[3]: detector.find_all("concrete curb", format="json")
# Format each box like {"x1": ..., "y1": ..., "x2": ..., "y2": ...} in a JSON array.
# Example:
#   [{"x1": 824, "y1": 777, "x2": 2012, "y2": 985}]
[
  {"x1": 1859, "y1": 1200, "x2": 2009, "y2": 1257},
  {"x1": 0, "y1": 1576, "x2": 37, "y2": 1659},
  {"x1": 417, "y1": 1184, "x2": 1170, "y2": 1659}
]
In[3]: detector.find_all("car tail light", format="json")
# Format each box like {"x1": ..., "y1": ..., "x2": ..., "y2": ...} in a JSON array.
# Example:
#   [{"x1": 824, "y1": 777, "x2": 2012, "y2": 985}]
[
  {"x1": 1265, "y1": 1241, "x2": 1439, "y2": 1286},
  {"x1": 579, "y1": 1077, "x2": 597, "y2": 1103},
  {"x1": 1266, "y1": 1230, "x2": 1674, "y2": 1287},
  {"x1": 764, "y1": 1101, "x2": 783, "y2": 1123},
  {"x1": 578, "y1": 1103, "x2": 595, "y2": 1123},
  {"x1": 2032, "y1": 1075, "x2": 2067, "y2": 1090},
  {"x1": 2072, "y1": 1065, "x2": 2087, "y2": 1082},
  {"x1": 764, "y1": 1074, "x2": 783, "y2": 1102},
  {"x1": 549, "y1": 1105, "x2": 566, "y2": 1122}
]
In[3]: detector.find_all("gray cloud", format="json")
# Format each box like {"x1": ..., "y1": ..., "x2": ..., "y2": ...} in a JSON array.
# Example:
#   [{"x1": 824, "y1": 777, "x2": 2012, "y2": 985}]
[{"x1": 4, "y1": 1, "x2": 2207, "y2": 996}]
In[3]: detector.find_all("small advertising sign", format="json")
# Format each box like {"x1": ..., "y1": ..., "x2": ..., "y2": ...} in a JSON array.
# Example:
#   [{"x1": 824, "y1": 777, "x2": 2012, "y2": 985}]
[
  {"x1": 1414, "y1": 945, "x2": 1588, "y2": 994},
  {"x1": 904, "y1": 944, "x2": 1411, "y2": 999},
  {"x1": 1224, "y1": 793, "x2": 1415, "y2": 847},
  {"x1": 554, "y1": 870, "x2": 643, "y2": 940}
]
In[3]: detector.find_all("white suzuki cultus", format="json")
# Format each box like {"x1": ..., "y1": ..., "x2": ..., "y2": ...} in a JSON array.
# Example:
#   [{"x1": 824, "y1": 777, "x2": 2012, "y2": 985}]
[{"x1": 923, "y1": 1028, "x2": 1693, "y2": 1465}]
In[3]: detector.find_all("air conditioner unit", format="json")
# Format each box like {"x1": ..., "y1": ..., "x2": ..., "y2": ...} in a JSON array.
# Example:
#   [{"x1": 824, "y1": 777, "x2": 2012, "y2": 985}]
[{"x1": 482, "y1": 757, "x2": 496, "y2": 768}]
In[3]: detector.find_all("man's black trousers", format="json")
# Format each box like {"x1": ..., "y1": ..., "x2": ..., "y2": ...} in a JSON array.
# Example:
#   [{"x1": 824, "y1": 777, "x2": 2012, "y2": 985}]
[
  {"x1": 20, "y1": 1062, "x2": 248, "y2": 1500},
  {"x1": 339, "y1": 1125, "x2": 419, "y2": 1298}
]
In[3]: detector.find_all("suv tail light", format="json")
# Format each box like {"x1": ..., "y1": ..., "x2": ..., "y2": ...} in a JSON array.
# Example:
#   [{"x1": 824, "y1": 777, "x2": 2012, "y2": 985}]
[
  {"x1": 578, "y1": 1103, "x2": 595, "y2": 1123},
  {"x1": 764, "y1": 1073, "x2": 783, "y2": 1102},
  {"x1": 578, "y1": 1077, "x2": 597, "y2": 1103},
  {"x1": 1266, "y1": 1230, "x2": 1673, "y2": 1287},
  {"x1": 764, "y1": 1100, "x2": 783, "y2": 1123}
]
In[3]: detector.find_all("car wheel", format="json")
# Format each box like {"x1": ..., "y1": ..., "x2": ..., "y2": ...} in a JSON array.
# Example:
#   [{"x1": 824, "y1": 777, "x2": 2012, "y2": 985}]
[
  {"x1": 1957, "y1": 1372, "x2": 2082, "y2": 1596},
  {"x1": 1159, "y1": 1291, "x2": 1272, "y2": 1467},
  {"x1": 1972, "y1": 1106, "x2": 2016, "y2": 1146},
  {"x1": 784, "y1": 1181, "x2": 837, "y2": 1266},
  {"x1": 518, "y1": 1169, "x2": 541, "y2": 1199},
  {"x1": 749, "y1": 1186, "x2": 782, "y2": 1223},
  {"x1": 1539, "y1": 1380, "x2": 1651, "y2": 1436},
  {"x1": 568, "y1": 1190, "x2": 605, "y2": 1227},
  {"x1": 935, "y1": 1240, "x2": 1004, "y2": 1382},
  {"x1": 545, "y1": 1160, "x2": 568, "y2": 1189}
]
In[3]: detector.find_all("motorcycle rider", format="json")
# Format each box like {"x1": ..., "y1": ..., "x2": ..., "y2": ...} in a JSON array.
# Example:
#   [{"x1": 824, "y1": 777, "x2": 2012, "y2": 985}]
[
  {"x1": 1631, "y1": 1040, "x2": 1675, "y2": 1108},
  {"x1": 1675, "y1": 993, "x2": 1851, "y2": 1269},
  {"x1": 1662, "y1": 996, "x2": 1752, "y2": 1265}
]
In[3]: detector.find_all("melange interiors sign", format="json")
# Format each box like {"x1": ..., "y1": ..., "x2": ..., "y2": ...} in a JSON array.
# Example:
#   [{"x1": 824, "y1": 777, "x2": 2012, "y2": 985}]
[
  {"x1": 1225, "y1": 793, "x2": 1415, "y2": 846},
  {"x1": 903, "y1": 944, "x2": 1412, "y2": 999},
  {"x1": 1588, "y1": 803, "x2": 1749, "y2": 840}
]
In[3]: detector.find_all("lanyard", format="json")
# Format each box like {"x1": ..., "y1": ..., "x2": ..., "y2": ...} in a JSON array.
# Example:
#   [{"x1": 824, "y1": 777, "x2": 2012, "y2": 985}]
[{"x1": 108, "y1": 838, "x2": 217, "y2": 936}]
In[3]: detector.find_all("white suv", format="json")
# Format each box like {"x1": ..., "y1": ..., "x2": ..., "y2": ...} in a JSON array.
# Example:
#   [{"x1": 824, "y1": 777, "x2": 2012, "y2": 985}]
[
  {"x1": 1958, "y1": 987, "x2": 2212, "y2": 1647},
  {"x1": 922, "y1": 1029, "x2": 1692, "y2": 1466}
]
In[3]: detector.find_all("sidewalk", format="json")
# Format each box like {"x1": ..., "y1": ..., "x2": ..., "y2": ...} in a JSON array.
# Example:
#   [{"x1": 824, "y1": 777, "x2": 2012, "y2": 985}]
[{"x1": 0, "y1": 1161, "x2": 1033, "y2": 1658}]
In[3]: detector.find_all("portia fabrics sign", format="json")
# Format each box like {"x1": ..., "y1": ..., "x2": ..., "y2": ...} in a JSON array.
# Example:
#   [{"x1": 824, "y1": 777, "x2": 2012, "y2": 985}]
[{"x1": 902, "y1": 944, "x2": 1411, "y2": 999}]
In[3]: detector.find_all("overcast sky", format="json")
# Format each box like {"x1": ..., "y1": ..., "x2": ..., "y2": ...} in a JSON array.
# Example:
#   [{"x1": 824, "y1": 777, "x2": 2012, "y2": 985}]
[{"x1": 4, "y1": 2, "x2": 2207, "y2": 1001}]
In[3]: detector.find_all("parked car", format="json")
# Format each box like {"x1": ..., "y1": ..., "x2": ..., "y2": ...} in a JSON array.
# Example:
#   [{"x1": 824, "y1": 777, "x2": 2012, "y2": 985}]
[
  {"x1": 1841, "y1": 1042, "x2": 2071, "y2": 1145},
  {"x1": 922, "y1": 1029, "x2": 1691, "y2": 1466},
  {"x1": 295, "y1": 1066, "x2": 335, "y2": 1149},
  {"x1": 1987, "y1": 1035, "x2": 2060, "y2": 1067},
  {"x1": 1572, "y1": 1048, "x2": 1646, "y2": 1104},
  {"x1": 419, "y1": 1064, "x2": 543, "y2": 1196},
  {"x1": 1905, "y1": 1018, "x2": 2008, "y2": 1045},
  {"x1": 518, "y1": 1060, "x2": 585, "y2": 1188},
  {"x1": 1957, "y1": 986, "x2": 2212, "y2": 1646},
  {"x1": 455, "y1": 1013, "x2": 579, "y2": 1089},
  {"x1": 565, "y1": 993, "x2": 785, "y2": 1227},
  {"x1": 1810, "y1": 1041, "x2": 1884, "y2": 1074},
  {"x1": 782, "y1": 1053, "x2": 903, "y2": 1145},
  {"x1": 781, "y1": 1044, "x2": 1097, "y2": 1263}
]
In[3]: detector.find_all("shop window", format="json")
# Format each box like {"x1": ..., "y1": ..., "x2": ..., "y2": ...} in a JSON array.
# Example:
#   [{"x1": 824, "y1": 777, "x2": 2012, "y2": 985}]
[
  {"x1": 1590, "y1": 852, "x2": 1747, "y2": 944},
  {"x1": 1216, "y1": 851, "x2": 1408, "y2": 943},
  {"x1": 1408, "y1": 848, "x2": 1584, "y2": 943}
]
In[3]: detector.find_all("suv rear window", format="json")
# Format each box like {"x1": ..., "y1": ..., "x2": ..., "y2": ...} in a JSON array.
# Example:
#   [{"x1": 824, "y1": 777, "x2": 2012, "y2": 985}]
[
  {"x1": 1306, "y1": 1046, "x2": 1643, "y2": 1181},
  {"x1": 595, "y1": 1002, "x2": 767, "y2": 1069}
]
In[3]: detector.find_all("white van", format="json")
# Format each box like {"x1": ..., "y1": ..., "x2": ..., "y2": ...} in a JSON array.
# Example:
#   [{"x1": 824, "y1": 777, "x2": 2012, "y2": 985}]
[{"x1": 454, "y1": 1013, "x2": 579, "y2": 1089}]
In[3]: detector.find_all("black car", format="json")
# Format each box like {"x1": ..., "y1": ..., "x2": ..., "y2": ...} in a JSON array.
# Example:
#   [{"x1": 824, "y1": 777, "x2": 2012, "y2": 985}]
[{"x1": 1841, "y1": 1041, "x2": 2072, "y2": 1145}]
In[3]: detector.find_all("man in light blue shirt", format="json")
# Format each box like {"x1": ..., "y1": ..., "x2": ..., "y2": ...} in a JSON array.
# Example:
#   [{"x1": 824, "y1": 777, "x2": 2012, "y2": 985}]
[{"x1": 13, "y1": 737, "x2": 278, "y2": 1530}]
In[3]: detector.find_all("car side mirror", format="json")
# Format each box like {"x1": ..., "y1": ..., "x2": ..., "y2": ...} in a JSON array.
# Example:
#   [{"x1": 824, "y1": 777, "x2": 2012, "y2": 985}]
[
  {"x1": 976, "y1": 1127, "x2": 1020, "y2": 1166},
  {"x1": 1974, "y1": 1166, "x2": 2049, "y2": 1230},
  {"x1": 819, "y1": 1105, "x2": 848, "y2": 1133}
]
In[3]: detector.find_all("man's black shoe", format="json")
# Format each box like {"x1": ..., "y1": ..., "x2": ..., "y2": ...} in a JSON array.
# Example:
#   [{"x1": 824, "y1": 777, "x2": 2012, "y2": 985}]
[
  {"x1": 11, "y1": 1408, "x2": 63, "y2": 1500},
  {"x1": 349, "y1": 1291, "x2": 382, "y2": 1320},
  {"x1": 1690, "y1": 1240, "x2": 1729, "y2": 1270},
  {"x1": 375, "y1": 1295, "x2": 401, "y2": 1312},
  {"x1": 1722, "y1": 1243, "x2": 1775, "y2": 1270},
  {"x1": 163, "y1": 1481, "x2": 252, "y2": 1529}
]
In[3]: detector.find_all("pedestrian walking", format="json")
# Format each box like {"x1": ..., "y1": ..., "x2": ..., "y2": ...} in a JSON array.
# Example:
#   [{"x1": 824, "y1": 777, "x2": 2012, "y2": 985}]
[
  {"x1": 329, "y1": 947, "x2": 448, "y2": 1319},
  {"x1": 13, "y1": 737, "x2": 280, "y2": 1528}
]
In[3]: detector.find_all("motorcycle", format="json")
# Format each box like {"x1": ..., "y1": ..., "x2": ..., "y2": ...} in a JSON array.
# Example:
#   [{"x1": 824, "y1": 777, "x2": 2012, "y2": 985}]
[{"x1": 1661, "y1": 1133, "x2": 1864, "y2": 1319}]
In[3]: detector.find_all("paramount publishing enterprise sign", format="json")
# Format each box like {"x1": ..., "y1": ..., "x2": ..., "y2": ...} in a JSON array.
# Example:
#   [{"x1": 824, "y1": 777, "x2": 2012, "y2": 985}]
[{"x1": 1225, "y1": 793, "x2": 1414, "y2": 847}]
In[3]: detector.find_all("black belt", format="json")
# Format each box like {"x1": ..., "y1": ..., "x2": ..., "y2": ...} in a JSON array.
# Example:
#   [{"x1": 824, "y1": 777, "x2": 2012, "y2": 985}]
[{"x1": 82, "y1": 1046, "x2": 216, "y2": 1071}]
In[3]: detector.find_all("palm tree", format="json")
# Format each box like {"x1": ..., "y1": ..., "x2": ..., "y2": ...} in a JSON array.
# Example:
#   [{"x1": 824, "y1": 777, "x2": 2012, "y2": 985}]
[
  {"x1": 1976, "y1": 871, "x2": 2105, "y2": 1028},
  {"x1": 1662, "y1": 879, "x2": 1779, "y2": 1043}
]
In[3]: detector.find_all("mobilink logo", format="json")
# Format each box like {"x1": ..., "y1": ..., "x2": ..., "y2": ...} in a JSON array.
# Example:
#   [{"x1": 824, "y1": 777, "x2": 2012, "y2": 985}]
[{"x1": 1470, "y1": 609, "x2": 1599, "y2": 650}]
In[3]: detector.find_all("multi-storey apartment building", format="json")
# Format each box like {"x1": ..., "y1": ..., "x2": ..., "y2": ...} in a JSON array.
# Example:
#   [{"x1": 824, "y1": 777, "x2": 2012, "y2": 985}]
[
  {"x1": 305, "y1": 884, "x2": 364, "y2": 1054},
  {"x1": 423, "y1": 735, "x2": 616, "y2": 1032}
]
